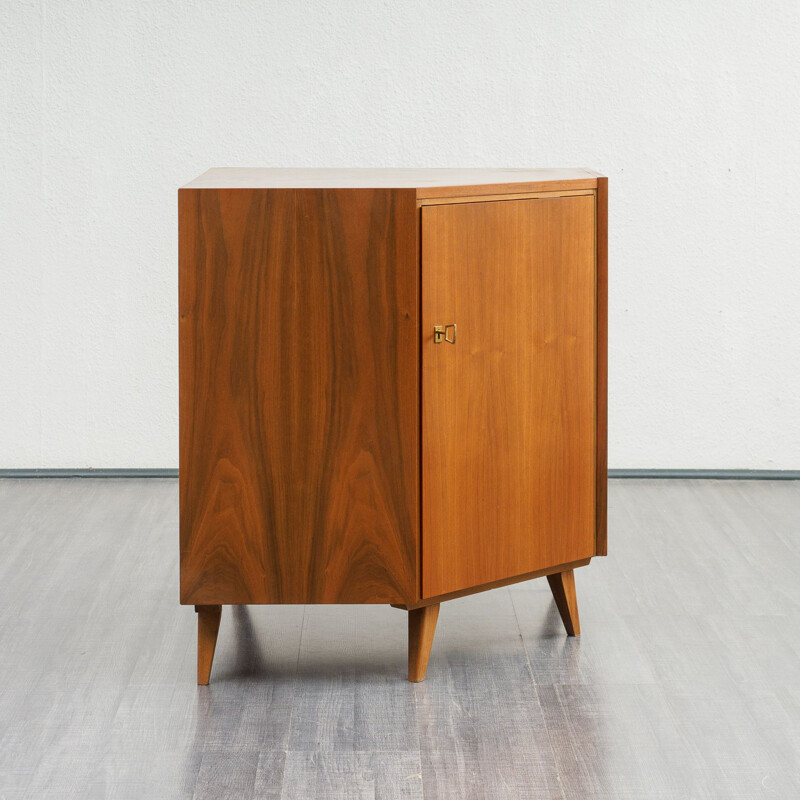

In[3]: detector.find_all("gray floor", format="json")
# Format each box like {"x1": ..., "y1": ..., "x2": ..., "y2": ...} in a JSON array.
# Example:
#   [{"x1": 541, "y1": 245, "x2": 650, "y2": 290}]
[{"x1": 0, "y1": 480, "x2": 798, "y2": 799}]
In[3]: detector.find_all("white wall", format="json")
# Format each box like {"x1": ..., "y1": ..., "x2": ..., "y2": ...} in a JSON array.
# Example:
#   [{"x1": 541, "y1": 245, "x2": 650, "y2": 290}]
[{"x1": 2, "y1": 1, "x2": 799, "y2": 469}]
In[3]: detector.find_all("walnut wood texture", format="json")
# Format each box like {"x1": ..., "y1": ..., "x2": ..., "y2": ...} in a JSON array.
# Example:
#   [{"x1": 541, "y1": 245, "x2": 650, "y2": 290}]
[
  {"x1": 421, "y1": 195, "x2": 597, "y2": 598},
  {"x1": 179, "y1": 188, "x2": 419, "y2": 605},
  {"x1": 408, "y1": 603, "x2": 440, "y2": 682},
  {"x1": 546, "y1": 570, "x2": 581, "y2": 636},
  {"x1": 196, "y1": 604, "x2": 222, "y2": 685},
  {"x1": 595, "y1": 177, "x2": 609, "y2": 556}
]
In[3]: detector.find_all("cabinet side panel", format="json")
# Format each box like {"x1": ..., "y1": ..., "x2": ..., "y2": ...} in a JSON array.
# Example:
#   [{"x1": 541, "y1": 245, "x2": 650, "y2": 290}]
[
  {"x1": 179, "y1": 188, "x2": 295, "y2": 604},
  {"x1": 180, "y1": 188, "x2": 419, "y2": 604},
  {"x1": 595, "y1": 178, "x2": 608, "y2": 556},
  {"x1": 290, "y1": 188, "x2": 419, "y2": 602}
]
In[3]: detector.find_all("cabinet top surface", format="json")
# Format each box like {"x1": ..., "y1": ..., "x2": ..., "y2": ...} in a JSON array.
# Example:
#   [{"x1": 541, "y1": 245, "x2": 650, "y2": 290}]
[{"x1": 181, "y1": 168, "x2": 602, "y2": 193}]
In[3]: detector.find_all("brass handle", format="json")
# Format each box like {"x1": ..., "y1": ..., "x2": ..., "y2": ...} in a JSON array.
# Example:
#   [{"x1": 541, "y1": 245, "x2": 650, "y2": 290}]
[{"x1": 433, "y1": 323, "x2": 457, "y2": 344}]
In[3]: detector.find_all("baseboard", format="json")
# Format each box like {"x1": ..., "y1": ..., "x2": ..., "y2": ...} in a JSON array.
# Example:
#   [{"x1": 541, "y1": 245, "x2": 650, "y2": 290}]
[
  {"x1": 0, "y1": 468, "x2": 798, "y2": 480},
  {"x1": 608, "y1": 469, "x2": 800, "y2": 480},
  {"x1": 0, "y1": 468, "x2": 179, "y2": 478}
]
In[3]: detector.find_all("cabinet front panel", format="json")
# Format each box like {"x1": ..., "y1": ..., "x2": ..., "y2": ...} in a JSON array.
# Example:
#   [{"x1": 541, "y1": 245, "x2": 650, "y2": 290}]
[
  {"x1": 180, "y1": 188, "x2": 419, "y2": 604},
  {"x1": 422, "y1": 196, "x2": 596, "y2": 598}
]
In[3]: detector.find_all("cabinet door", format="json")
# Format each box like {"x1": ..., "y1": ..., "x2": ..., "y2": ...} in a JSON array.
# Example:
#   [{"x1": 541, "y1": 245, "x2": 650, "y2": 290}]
[{"x1": 421, "y1": 195, "x2": 596, "y2": 598}]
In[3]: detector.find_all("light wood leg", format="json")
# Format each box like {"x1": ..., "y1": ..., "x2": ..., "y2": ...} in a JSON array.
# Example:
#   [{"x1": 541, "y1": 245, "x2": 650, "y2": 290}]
[
  {"x1": 408, "y1": 603, "x2": 439, "y2": 682},
  {"x1": 546, "y1": 569, "x2": 580, "y2": 636},
  {"x1": 195, "y1": 604, "x2": 222, "y2": 685}
]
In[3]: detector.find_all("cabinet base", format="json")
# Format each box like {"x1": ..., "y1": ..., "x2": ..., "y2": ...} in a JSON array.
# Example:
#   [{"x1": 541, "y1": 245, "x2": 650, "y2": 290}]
[{"x1": 192, "y1": 567, "x2": 582, "y2": 684}]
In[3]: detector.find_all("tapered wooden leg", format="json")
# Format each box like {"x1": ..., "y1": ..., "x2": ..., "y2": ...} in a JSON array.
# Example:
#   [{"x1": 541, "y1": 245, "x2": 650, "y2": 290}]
[
  {"x1": 195, "y1": 604, "x2": 222, "y2": 685},
  {"x1": 546, "y1": 569, "x2": 580, "y2": 636},
  {"x1": 408, "y1": 603, "x2": 440, "y2": 682}
]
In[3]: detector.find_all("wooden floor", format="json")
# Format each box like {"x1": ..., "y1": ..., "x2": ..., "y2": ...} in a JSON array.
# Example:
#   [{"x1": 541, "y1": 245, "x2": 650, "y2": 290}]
[{"x1": 0, "y1": 479, "x2": 799, "y2": 799}]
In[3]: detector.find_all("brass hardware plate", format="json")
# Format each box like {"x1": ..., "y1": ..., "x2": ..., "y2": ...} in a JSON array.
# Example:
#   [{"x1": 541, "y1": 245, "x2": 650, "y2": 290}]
[{"x1": 434, "y1": 324, "x2": 457, "y2": 344}]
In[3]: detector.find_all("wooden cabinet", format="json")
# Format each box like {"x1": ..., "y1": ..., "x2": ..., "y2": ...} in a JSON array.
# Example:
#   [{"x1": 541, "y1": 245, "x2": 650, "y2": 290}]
[{"x1": 179, "y1": 169, "x2": 607, "y2": 683}]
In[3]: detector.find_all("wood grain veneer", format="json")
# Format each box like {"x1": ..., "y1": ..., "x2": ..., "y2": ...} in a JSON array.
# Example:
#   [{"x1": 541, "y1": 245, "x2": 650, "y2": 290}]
[
  {"x1": 421, "y1": 195, "x2": 597, "y2": 598},
  {"x1": 179, "y1": 188, "x2": 419, "y2": 605}
]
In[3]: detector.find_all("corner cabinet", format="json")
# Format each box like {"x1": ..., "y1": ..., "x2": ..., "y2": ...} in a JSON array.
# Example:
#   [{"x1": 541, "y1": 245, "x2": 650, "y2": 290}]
[{"x1": 179, "y1": 168, "x2": 608, "y2": 683}]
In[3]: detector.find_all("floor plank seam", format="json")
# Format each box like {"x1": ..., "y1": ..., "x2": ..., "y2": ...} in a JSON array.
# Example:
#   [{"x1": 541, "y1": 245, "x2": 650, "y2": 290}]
[
  {"x1": 279, "y1": 604, "x2": 307, "y2": 799},
  {"x1": 508, "y1": 587, "x2": 567, "y2": 800}
]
